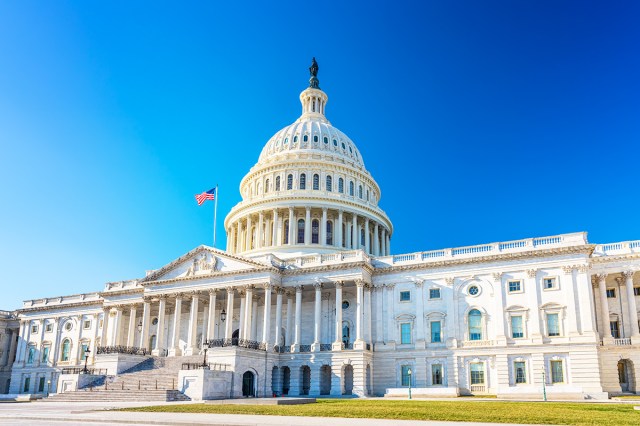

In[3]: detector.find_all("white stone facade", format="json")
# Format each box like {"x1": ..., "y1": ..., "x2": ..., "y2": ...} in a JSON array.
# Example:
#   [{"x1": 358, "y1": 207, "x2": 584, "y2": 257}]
[{"x1": 5, "y1": 61, "x2": 640, "y2": 399}]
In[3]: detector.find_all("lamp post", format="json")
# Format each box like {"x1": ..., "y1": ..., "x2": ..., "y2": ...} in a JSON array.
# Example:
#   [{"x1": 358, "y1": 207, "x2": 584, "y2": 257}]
[
  {"x1": 542, "y1": 368, "x2": 547, "y2": 402},
  {"x1": 220, "y1": 309, "x2": 226, "y2": 322},
  {"x1": 46, "y1": 379, "x2": 51, "y2": 397},
  {"x1": 82, "y1": 347, "x2": 91, "y2": 374},
  {"x1": 201, "y1": 341, "x2": 210, "y2": 369},
  {"x1": 408, "y1": 368, "x2": 412, "y2": 400}
]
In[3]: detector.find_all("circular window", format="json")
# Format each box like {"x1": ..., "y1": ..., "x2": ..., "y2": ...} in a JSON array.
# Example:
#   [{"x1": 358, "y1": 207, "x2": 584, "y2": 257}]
[
  {"x1": 342, "y1": 300, "x2": 350, "y2": 310},
  {"x1": 64, "y1": 322, "x2": 73, "y2": 331},
  {"x1": 152, "y1": 317, "x2": 158, "y2": 326},
  {"x1": 468, "y1": 285, "x2": 480, "y2": 296}
]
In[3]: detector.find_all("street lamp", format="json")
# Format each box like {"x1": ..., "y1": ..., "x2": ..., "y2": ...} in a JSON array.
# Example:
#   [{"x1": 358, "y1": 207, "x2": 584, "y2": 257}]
[
  {"x1": 46, "y1": 380, "x2": 51, "y2": 397},
  {"x1": 542, "y1": 368, "x2": 547, "y2": 402},
  {"x1": 82, "y1": 347, "x2": 91, "y2": 374},
  {"x1": 408, "y1": 368, "x2": 412, "y2": 400},
  {"x1": 220, "y1": 309, "x2": 226, "y2": 322},
  {"x1": 201, "y1": 341, "x2": 210, "y2": 369}
]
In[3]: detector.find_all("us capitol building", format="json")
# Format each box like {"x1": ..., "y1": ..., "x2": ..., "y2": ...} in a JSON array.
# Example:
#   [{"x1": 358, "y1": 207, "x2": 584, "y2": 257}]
[{"x1": 1, "y1": 60, "x2": 639, "y2": 401}]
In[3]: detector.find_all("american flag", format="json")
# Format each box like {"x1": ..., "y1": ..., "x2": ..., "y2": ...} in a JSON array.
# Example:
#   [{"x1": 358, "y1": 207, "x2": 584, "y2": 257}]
[{"x1": 195, "y1": 188, "x2": 216, "y2": 206}]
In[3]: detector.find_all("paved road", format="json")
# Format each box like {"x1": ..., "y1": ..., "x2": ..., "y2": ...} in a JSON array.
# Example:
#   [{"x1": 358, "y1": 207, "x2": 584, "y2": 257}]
[{"x1": 0, "y1": 400, "x2": 553, "y2": 426}]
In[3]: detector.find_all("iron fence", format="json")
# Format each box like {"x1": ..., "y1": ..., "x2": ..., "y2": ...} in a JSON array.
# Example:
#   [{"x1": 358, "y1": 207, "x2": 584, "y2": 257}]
[
  {"x1": 61, "y1": 367, "x2": 108, "y2": 375},
  {"x1": 96, "y1": 345, "x2": 148, "y2": 356}
]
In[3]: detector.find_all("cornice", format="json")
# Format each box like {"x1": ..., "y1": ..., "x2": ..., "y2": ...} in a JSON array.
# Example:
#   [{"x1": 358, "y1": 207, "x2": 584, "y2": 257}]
[
  {"x1": 590, "y1": 252, "x2": 640, "y2": 264},
  {"x1": 282, "y1": 260, "x2": 374, "y2": 276},
  {"x1": 142, "y1": 265, "x2": 278, "y2": 287},
  {"x1": 17, "y1": 300, "x2": 104, "y2": 314},
  {"x1": 373, "y1": 245, "x2": 594, "y2": 275},
  {"x1": 98, "y1": 288, "x2": 144, "y2": 297}
]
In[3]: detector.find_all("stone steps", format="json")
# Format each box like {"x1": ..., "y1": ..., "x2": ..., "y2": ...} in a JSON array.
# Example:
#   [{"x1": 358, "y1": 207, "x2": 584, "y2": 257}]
[{"x1": 46, "y1": 389, "x2": 189, "y2": 402}]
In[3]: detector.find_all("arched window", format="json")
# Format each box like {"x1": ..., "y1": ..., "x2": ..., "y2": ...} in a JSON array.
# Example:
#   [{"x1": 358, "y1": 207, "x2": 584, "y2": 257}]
[
  {"x1": 293, "y1": 135, "x2": 298, "y2": 143},
  {"x1": 360, "y1": 229, "x2": 365, "y2": 246},
  {"x1": 297, "y1": 219, "x2": 305, "y2": 244},
  {"x1": 287, "y1": 174, "x2": 293, "y2": 190},
  {"x1": 349, "y1": 181, "x2": 354, "y2": 196},
  {"x1": 299, "y1": 174, "x2": 306, "y2": 190},
  {"x1": 313, "y1": 135, "x2": 318, "y2": 143},
  {"x1": 275, "y1": 176, "x2": 281, "y2": 191},
  {"x1": 27, "y1": 345, "x2": 35, "y2": 364},
  {"x1": 61, "y1": 339, "x2": 71, "y2": 361},
  {"x1": 326, "y1": 176, "x2": 332, "y2": 192},
  {"x1": 366, "y1": 189, "x2": 369, "y2": 201},
  {"x1": 312, "y1": 219, "x2": 319, "y2": 244},
  {"x1": 265, "y1": 179, "x2": 270, "y2": 193},
  {"x1": 342, "y1": 224, "x2": 346, "y2": 247},
  {"x1": 358, "y1": 185, "x2": 363, "y2": 199},
  {"x1": 313, "y1": 174, "x2": 319, "y2": 190},
  {"x1": 468, "y1": 309, "x2": 482, "y2": 341},
  {"x1": 338, "y1": 178, "x2": 344, "y2": 193},
  {"x1": 283, "y1": 220, "x2": 289, "y2": 244},
  {"x1": 303, "y1": 135, "x2": 308, "y2": 142},
  {"x1": 251, "y1": 227, "x2": 256, "y2": 249},
  {"x1": 326, "y1": 221, "x2": 333, "y2": 245}
]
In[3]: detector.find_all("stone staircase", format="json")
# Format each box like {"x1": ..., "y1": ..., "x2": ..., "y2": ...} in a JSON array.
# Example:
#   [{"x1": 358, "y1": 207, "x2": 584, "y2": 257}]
[{"x1": 46, "y1": 355, "x2": 204, "y2": 402}]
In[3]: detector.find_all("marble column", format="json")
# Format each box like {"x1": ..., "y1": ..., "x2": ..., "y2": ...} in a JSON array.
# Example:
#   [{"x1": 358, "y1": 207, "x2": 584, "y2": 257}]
[
  {"x1": 333, "y1": 281, "x2": 344, "y2": 350},
  {"x1": 126, "y1": 304, "x2": 138, "y2": 348},
  {"x1": 288, "y1": 207, "x2": 295, "y2": 245},
  {"x1": 623, "y1": 271, "x2": 640, "y2": 339},
  {"x1": 185, "y1": 292, "x2": 200, "y2": 355},
  {"x1": 304, "y1": 207, "x2": 311, "y2": 245},
  {"x1": 286, "y1": 291, "x2": 293, "y2": 346},
  {"x1": 364, "y1": 219, "x2": 370, "y2": 254},
  {"x1": 293, "y1": 285, "x2": 302, "y2": 351},
  {"x1": 238, "y1": 289, "x2": 246, "y2": 339},
  {"x1": 262, "y1": 284, "x2": 272, "y2": 346},
  {"x1": 257, "y1": 212, "x2": 264, "y2": 249},
  {"x1": 112, "y1": 307, "x2": 123, "y2": 346},
  {"x1": 385, "y1": 284, "x2": 396, "y2": 343},
  {"x1": 352, "y1": 214, "x2": 358, "y2": 249},
  {"x1": 139, "y1": 299, "x2": 151, "y2": 350},
  {"x1": 224, "y1": 287, "x2": 235, "y2": 341},
  {"x1": 386, "y1": 233, "x2": 391, "y2": 255},
  {"x1": 414, "y1": 280, "x2": 425, "y2": 349},
  {"x1": 373, "y1": 223, "x2": 380, "y2": 256},
  {"x1": 169, "y1": 293, "x2": 183, "y2": 356},
  {"x1": 272, "y1": 209, "x2": 279, "y2": 246},
  {"x1": 245, "y1": 216, "x2": 252, "y2": 250},
  {"x1": 153, "y1": 295, "x2": 167, "y2": 356},
  {"x1": 236, "y1": 221, "x2": 242, "y2": 253},
  {"x1": 354, "y1": 280, "x2": 365, "y2": 349},
  {"x1": 321, "y1": 208, "x2": 327, "y2": 245},
  {"x1": 207, "y1": 289, "x2": 217, "y2": 341},
  {"x1": 374, "y1": 285, "x2": 383, "y2": 344},
  {"x1": 337, "y1": 210, "x2": 343, "y2": 248},
  {"x1": 274, "y1": 287, "x2": 284, "y2": 348},
  {"x1": 243, "y1": 286, "x2": 254, "y2": 340},
  {"x1": 366, "y1": 284, "x2": 372, "y2": 344},
  {"x1": 200, "y1": 300, "x2": 208, "y2": 349},
  {"x1": 312, "y1": 283, "x2": 323, "y2": 351},
  {"x1": 597, "y1": 274, "x2": 611, "y2": 341},
  {"x1": 251, "y1": 297, "x2": 259, "y2": 340},
  {"x1": 100, "y1": 308, "x2": 110, "y2": 347}
]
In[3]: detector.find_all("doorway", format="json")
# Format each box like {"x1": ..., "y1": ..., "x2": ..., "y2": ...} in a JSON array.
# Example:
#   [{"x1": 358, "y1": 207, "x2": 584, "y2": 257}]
[
  {"x1": 300, "y1": 366, "x2": 311, "y2": 395},
  {"x1": 242, "y1": 371, "x2": 255, "y2": 397},
  {"x1": 343, "y1": 364, "x2": 354, "y2": 395},
  {"x1": 320, "y1": 365, "x2": 331, "y2": 395},
  {"x1": 618, "y1": 359, "x2": 635, "y2": 392}
]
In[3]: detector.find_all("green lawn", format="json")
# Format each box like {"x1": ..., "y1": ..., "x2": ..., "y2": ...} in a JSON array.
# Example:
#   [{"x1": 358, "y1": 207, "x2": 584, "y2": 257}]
[{"x1": 119, "y1": 399, "x2": 640, "y2": 425}]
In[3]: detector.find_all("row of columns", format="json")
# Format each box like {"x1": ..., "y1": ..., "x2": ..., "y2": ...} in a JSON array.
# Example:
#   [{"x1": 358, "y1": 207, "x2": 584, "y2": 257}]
[
  {"x1": 595, "y1": 271, "x2": 640, "y2": 341},
  {"x1": 228, "y1": 207, "x2": 391, "y2": 256}
]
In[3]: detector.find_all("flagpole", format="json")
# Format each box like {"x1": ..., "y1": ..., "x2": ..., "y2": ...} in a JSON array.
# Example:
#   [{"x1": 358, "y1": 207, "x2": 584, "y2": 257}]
[{"x1": 213, "y1": 184, "x2": 219, "y2": 248}]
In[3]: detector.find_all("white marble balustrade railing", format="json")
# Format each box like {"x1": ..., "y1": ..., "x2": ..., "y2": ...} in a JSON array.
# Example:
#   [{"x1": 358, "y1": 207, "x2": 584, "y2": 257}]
[{"x1": 593, "y1": 240, "x2": 640, "y2": 256}]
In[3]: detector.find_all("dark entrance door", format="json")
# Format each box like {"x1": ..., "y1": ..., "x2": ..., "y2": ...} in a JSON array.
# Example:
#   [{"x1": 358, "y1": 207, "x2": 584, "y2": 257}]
[
  {"x1": 618, "y1": 360, "x2": 630, "y2": 392},
  {"x1": 242, "y1": 371, "x2": 255, "y2": 397}
]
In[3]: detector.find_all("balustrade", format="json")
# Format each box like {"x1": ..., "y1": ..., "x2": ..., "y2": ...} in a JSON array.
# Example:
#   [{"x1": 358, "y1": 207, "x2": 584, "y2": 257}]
[{"x1": 97, "y1": 345, "x2": 148, "y2": 356}]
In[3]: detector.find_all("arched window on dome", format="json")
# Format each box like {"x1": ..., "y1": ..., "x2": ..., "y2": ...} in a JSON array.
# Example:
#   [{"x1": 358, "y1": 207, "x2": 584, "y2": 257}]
[
  {"x1": 358, "y1": 185, "x2": 363, "y2": 199},
  {"x1": 366, "y1": 189, "x2": 369, "y2": 201},
  {"x1": 326, "y1": 176, "x2": 332, "y2": 192},
  {"x1": 468, "y1": 309, "x2": 483, "y2": 341},
  {"x1": 287, "y1": 174, "x2": 293, "y2": 190},
  {"x1": 265, "y1": 179, "x2": 270, "y2": 193},
  {"x1": 338, "y1": 178, "x2": 344, "y2": 193},
  {"x1": 326, "y1": 221, "x2": 333, "y2": 245},
  {"x1": 251, "y1": 227, "x2": 256, "y2": 249},
  {"x1": 303, "y1": 135, "x2": 308, "y2": 142},
  {"x1": 275, "y1": 176, "x2": 281, "y2": 191},
  {"x1": 299, "y1": 174, "x2": 306, "y2": 190},
  {"x1": 349, "y1": 181, "x2": 354, "y2": 196},
  {"x1": 323, "y1": 137, "x2": 328, "y2": 144},
  {"x1": 313, "y1": 135, "x2": 318, "y2": 143},
  {"x1": 293, "y1": 135, "x2": 298, "y2": 143},
  {"x1": 283, "y1": 220, "x2": 289, "y2": 244},
  {"x1": 360, "y1": 228, "x2": 365, "y2": 247},
  {"x1": 297, "y1": 219, "x2": 305, "y2": 244},
  {"x1": 313, "y1": 174, "x2": 319, "y2": 190},
  {"x1": 312, "y1": 219, "x2": 319, "y2": 244}
]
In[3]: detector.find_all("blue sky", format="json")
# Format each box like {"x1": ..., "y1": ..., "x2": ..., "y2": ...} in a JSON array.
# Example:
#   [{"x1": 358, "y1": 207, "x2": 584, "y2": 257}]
[{"x1": 1, "y1": 1, "x2": 638, "y2": 309}]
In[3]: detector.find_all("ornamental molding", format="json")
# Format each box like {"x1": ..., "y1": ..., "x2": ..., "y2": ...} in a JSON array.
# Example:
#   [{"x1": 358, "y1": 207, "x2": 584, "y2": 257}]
[
  {"x1": 491, "y1": 273, "x2": 502, "y2": 283},
  {"x1": 17, "y1": 300, "x2": 104, "y2": 314},
  {"x1": 562, "y1": 266, "x2": 574, "y2": 275},
  {"x1": 373, "y1": 245, "x2": 595, "y2": 275},
  {"x1": 590, "y1": 252, "x2": 640, "y2": 263},
  {"x1": 281, "y1": 260, "x2": 375, "y2": 277},
  {"x1": 445, "y1": 277, "x2": 455, "y2": 286},
  {"x1": 98, "y1": 288, "x2": 144, "y2": 297},
  {"x1": 142, "y1": 266, "x2": 276, "y2": 287},
  {"x1": 622, "y1": 270, "x2": 635, "y2": 279},
  {"x1": 526, "y1": 269, "x2": 537, "y2": 278}
]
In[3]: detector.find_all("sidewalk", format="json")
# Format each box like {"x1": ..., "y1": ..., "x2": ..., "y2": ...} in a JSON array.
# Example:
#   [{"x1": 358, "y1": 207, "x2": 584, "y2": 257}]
[{"x1": 0, "y1": 400, "x2": 552, "y2": 426}]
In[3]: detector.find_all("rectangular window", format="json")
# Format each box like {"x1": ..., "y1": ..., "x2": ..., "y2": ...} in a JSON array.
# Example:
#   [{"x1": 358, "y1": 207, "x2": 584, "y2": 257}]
[
  {"x1": 400, "y1": 323, "x2": 412, "y2": 344},
  {"x1": 511, "y1": 316, "x2": 524, "y2": 339},
  {"x1": 470, "y1": 363, "x2": 485, "y2": 385},
  {"x1": 399, "y1": 291, "x2": 411, "y2": 302},
  {"x1": 547, "y1": 313, "x2": 560, "y2": 336},
  {"x1": 431, "y1": 321, "x2": 442, "y2": 343},
  {"x1": 38, "y1": 377, "x2": 45, "y2": 393},
  {"x1": 514, "y1": 361, "x2": 527, "y2": 384},
  {"x1": 429, "y1": 288, "x2": 441, "y2": 299},
  {"x1": 606, "y1": 288, "x2": 616, "y2": 298},
  {"x1": 432, "y1": 364, "x2": 443, "y2": 385},
  {"x1": 45, "y1": 323, "x2": 53, "y2": 333},
  {"x1": 83, "y1": 320, "x2": 91, "y2": 330},
  {"x1": 550, "y1": 360, "x2": 563, "y2": 383},
  {"x1": 401, "y1": 365, "x2": 411, "y2": 387},
  {"x1": 610, "y1": 321, "x2": 620, "y2": 338},
  {"x1": 23, "y1": 377, "x2": 31, "y2": 393},
  {"x1": 31, "y1": 324, "x2": 38, "y2": 334},
  {"x1": 543, "y1": 277, "x2": 557, "y2": 290},
  {"x1": 508, "y1": 280, "x2": 522, "y2": 293},
  {"x1": 634, "y1": 287, "x2": 640, "y2": 296},
  {"x1": 42, "y1": 346, "x2": 50, "y2": 363}
]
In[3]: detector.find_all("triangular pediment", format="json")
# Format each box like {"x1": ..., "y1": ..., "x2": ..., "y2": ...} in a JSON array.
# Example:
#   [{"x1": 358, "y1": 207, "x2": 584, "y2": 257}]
[{"x1": 141, "y1": 246, "x2": 273, "y2": 283}]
